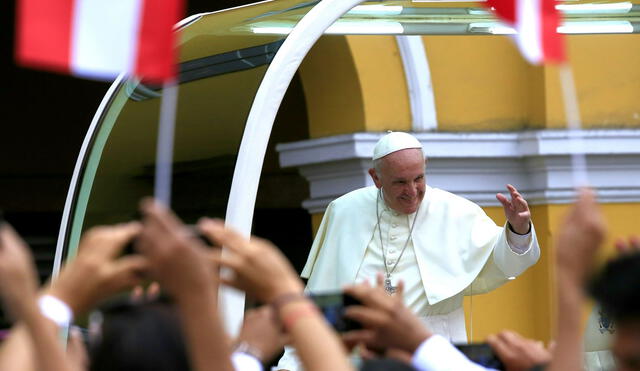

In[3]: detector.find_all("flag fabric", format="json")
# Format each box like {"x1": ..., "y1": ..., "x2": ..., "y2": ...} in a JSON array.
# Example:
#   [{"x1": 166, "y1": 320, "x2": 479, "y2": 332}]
[
  {"x1": 16, "y1": 0, "x2": 183, "y2": 83},
  {"x1": 484, "y1": 0, "x2": 566, "y2": 64}
]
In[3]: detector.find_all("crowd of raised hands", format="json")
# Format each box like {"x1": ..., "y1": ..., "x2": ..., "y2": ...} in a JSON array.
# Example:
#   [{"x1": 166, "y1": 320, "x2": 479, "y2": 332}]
[{"x1": 0, "y1": 190, "x2": 635, "y2": 371}]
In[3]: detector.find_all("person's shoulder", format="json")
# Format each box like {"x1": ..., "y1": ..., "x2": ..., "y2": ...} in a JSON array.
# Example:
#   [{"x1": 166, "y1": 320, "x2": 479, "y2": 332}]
[
  {"x1": 330, "y1": 186, "x2": 377, "y2": 209},
  {"x1": 427, "y1": 187, "x2": 482, "y2": 211}
]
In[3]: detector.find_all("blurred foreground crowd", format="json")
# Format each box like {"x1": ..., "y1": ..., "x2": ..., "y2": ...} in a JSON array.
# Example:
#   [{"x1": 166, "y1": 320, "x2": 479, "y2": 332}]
[{"x1": 0, "y1": 191, "x2": 638, "y2": 371}]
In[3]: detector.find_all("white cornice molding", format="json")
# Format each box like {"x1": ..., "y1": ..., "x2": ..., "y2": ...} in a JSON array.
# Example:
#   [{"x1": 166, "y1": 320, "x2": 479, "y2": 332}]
[{"x1": 277, "y1": 130, "x2": 640, "y2": 213}]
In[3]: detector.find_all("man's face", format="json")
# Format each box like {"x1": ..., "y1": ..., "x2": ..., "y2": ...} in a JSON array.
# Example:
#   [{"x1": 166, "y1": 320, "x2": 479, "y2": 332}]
[
  {"x1": 368, "y1": 148, "x2": 426, "y2": 214},
  {"x1": 613, "y1": 320, "x2": 640, "y2": 371}
]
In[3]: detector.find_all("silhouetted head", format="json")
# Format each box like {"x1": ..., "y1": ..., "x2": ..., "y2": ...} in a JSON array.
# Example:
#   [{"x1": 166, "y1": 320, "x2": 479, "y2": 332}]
[
  {"x1": 89, "y1": 297, "x2": 190, "y2": 371},
  {"x1": 589, "y1": 252, "x2": 640, "y2": 371}
]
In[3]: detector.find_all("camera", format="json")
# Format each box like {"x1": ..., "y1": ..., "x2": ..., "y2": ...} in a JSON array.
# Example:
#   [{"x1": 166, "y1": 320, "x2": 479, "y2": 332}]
[
  {"x1": 454, "y1": 343, "x2": 504, "y2": 370},
  {"x1": 308, "y1": 291, "x2": 363, "y2": 333}
]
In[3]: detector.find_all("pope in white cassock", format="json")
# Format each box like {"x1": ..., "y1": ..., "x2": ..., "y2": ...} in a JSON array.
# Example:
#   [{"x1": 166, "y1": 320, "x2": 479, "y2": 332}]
[{"x1": 276, "y1": 132, "x2": 540, "y2": 371}]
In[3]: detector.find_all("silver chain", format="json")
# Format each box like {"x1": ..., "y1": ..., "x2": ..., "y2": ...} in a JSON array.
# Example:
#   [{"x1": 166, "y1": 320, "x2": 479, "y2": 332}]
[{"x1": 375, "y1": 189, "x2": 420, "y2": 282}]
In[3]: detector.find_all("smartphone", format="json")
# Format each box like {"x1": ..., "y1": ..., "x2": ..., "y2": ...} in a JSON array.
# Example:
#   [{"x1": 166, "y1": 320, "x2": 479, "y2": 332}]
[
  {"x1": 454, "y1": 343, "x2": 504, "y2": 370},
  {"x1": 309, "y1": 291, "x2": 362, "y2": 333}
]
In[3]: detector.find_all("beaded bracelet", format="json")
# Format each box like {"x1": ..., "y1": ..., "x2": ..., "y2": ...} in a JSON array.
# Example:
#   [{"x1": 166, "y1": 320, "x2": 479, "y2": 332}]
[
  {"x1": 281, "y1": 301, "x2": 319, "y2": 333},
  {"x1": 270, "y1": 292, "x2": 306, "y2": 313}
]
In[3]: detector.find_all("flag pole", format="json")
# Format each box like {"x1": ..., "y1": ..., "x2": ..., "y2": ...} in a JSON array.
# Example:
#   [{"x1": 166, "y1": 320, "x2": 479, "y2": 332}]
[
  {"x1": 154, "y1": 80, "x2": 179, "y2": 206},
  {"x1": 558, "y1": 63, "x2": 589, "y2": 188}
]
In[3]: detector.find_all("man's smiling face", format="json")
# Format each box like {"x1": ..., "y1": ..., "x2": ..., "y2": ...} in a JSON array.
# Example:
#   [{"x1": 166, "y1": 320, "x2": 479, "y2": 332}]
[{"x1": 369, "y1": 148, "x2": 426, "y2": 214}]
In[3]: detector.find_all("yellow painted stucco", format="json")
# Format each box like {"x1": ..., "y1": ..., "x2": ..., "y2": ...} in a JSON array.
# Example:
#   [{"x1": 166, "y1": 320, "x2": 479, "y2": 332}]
[
  {"x1": 465, "y1": 202, "x2": 640, "y2": 343},
  {"x1": 541, "y1": 35, "x2": 640, "y2": 129},
  {"x1": 346, "y1": 36, "x2": 412, "y2": 133},
  {"x1": 422, "y1": 35, "x2": 533, "y2": 131},
  {"x1": 418, "y1": 34, "x2": 640, "y2": 131},
  {"x1": 299, "y1": 35, "x2": 411, "y2": 138},
  {"x1": 299, "y1": 36, "x2": 367, "y2": 138},
  {"x1": 300, "y1": 34, "x2": 640, "y2": 137}
]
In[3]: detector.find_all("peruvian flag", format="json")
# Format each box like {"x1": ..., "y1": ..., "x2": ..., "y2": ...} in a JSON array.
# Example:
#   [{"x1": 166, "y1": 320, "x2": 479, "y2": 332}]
[
  {"x1": 16, "y1": 0, "x2": 184, "y2": 83},
  {"x1": 484, "y1": 0, "x2": 566, "y2": 64}
]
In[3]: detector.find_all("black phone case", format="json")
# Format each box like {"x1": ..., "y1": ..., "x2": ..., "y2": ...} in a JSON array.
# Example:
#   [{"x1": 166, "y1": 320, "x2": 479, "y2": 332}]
[{"x1": 454, "y1": 343, "x2": 505, "y2": 370}]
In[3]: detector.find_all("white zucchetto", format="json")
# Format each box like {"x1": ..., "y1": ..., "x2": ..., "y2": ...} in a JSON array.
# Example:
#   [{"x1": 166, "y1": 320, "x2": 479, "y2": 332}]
[{"x1": 372, "y1": 131, "x2": 423, "y2": 160}]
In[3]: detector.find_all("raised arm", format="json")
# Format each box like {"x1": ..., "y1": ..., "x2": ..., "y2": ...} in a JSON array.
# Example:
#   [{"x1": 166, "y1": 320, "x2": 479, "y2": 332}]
[
  {"x1": 496, "y1": 184, "x2": 531, "y2": 235},
  {"x1": 199, "y1": 218, "x2": 353, "y2": 371},
  {"x1": 547, "y1": 189, "x2": 606, "y2": 371},
  {"x1": 0, "y1": 223, "x2": 70, "y2": 371},
  {"x1": 138, "y1": 200, "x2": 234, "y2": 371}
]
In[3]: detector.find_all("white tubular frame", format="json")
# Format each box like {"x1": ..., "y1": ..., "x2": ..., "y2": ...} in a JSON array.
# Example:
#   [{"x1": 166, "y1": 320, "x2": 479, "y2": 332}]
[
  {"x1": 52, "y1": 73, "x2": 126, "y2": 278},
  {"x1": 396, "y1": 35, "x2": 438, "y2": 131},
  {"x1": 221, "y1": 0, "x2": 366, "y2": 334}
]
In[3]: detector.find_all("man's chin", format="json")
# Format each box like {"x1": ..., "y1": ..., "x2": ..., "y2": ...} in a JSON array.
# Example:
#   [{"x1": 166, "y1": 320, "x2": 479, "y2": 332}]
[{"x1": 399, "y1": 203, "x2": 419, "y2": 214}]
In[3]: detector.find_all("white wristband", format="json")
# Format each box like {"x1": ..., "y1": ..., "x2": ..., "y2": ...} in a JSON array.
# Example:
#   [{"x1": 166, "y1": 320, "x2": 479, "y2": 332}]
[{"x1": 38, "y1": 295, "x2": 73, "y2": 328}]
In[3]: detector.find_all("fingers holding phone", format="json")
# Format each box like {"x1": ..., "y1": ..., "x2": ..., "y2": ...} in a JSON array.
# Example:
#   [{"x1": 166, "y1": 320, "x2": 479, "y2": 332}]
[
  {"x1": 486, "y1": 330, "x2": 551, "y2": 371},
  {"x1": 340, "y1": 283, "x2": 431, "y2": 355}
]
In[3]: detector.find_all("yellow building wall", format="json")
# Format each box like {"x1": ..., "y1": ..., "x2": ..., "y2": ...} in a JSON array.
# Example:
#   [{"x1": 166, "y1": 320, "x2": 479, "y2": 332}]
[
  {"x1": 542, "y1": 35, "x2": 640, "y2": 129},
  {"x1": 465, "y1": 202, "x2": 640, "y2": 343},
  {"x1": 422, "y1": 36, "x2": 533, "y2": 131},
  {"x1": 346, "y1": 36, "x2": 412, "y2": 133},
  {"x1": 421, "y1": 34, "x2": 640, "y2": 131},
  {"x1": 299, "y1": 36, "x2": 367, "y2": 138},
  {"x1": 301, "y1": 34, "x2": 640, "y2": 138},
  {"x1": 300, "y1": 35, "x2": 411, "y2": 139}
]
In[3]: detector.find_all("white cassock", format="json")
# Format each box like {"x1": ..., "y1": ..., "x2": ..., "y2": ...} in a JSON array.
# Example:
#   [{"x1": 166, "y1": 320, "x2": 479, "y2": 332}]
[{"x1": 276, "y1": 186, "x2": 540, "y2": 371}]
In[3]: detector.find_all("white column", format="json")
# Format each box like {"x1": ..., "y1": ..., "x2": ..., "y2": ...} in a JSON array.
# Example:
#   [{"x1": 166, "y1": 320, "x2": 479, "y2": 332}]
[{"x1": 396, "y1": 35, "x2": 438, "y2": 131}]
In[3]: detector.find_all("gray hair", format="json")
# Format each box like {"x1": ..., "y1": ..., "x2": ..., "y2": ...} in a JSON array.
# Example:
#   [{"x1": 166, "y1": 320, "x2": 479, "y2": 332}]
[{"x1": 372, "y1": 157, "x2": 383, "y2": 175}]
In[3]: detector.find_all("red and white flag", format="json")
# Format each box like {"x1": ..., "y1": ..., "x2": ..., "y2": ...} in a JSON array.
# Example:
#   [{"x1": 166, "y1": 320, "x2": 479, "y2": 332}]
[
  {"x1": 484, "y1": 0, "x2": 566, "y2": 64},
  {"x1": 16, "y1": 0, "x2": 183, "y2": 83}
]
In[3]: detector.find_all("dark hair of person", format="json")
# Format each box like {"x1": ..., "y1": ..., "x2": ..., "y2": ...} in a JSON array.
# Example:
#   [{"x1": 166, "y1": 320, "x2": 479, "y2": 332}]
[
  {"x1": 89, "y1": 297, "x2": 191, "y2": 371},
  {"x1": 588, "y1": 251, "x2": 640, "y2": 322}
]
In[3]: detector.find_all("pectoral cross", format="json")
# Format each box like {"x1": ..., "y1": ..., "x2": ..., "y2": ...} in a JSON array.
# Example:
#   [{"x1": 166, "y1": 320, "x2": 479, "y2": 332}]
[{"x1": 384, "y1": 277, "x2": 396, "y2": 295}]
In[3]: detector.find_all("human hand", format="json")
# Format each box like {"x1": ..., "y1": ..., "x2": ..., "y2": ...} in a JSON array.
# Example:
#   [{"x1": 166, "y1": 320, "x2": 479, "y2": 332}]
[
  {"x1": 341, "y1": 282, "x2": 431, "y2": 355},
  {"x1": 235, "y1": 306, "x2": 288, "y2": 363},
  {"x1": 48, "y1": 222, "x2": 148, "y2": 316},
  {"x1": 67, "y1": 326, "x2": 89, "y2": 371},
  {"x1": 614, "y1": 236, "x2": 640, "y2": 255},
  {"x1": 0, "y1": 223, "x2": 39, "y2": 318},
  {"x1": 199, "y1": 218, "x2": 303, "y2": 303},
  {"x1": 130, "y1": 281, "x2": 161, "y2": 303},
  {"x1": 496, "y1": 184, "x2": 531, "y2": 235},
  {"x1": 555, "y1": 189, "x2": 606, "y2": 285},
  {"x1": 487, "y1": 330, "x2": 551, "y2": 371},
  {"x1": 137, "y1": 199, "x2": 216, "y2": 302}
]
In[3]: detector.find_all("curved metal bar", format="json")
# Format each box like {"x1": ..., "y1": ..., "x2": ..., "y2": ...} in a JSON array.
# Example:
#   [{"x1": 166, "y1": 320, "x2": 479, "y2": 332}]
[
  {"x1": 52, "y1": 73, "x2": 126, "y2": 278},
  {"x1": 221, "y1": 0, "x2": 366, "y2": 334}
]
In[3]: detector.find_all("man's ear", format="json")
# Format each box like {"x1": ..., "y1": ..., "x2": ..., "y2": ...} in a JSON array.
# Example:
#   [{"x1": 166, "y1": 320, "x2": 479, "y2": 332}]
[{"x1": 368, "y1": 168, "x2": 382, "y2": 189}]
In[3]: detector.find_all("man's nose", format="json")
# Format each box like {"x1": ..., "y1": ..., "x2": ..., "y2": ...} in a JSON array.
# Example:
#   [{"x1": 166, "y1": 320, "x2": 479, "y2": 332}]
[{"x1": 405, "y1": 184, "x2": 418, "y2": 197}]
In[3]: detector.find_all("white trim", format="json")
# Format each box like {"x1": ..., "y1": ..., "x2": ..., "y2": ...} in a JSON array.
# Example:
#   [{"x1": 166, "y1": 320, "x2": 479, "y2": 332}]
[
  {"x1": 277, "y1": 130, "x2": 640, "y2": 212},
  {"x1": 222, "y1": 0, "x2": 366, "y2": 335},
  {"x1": 52, "y1": 73, "x2": 127, "y2": 278},
  {"x1": 396, "y1": 35, "x2": 438, "y2": 131},
  {"x1": 515, "y1": 0, "x2": 543, "y2": 64}
]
